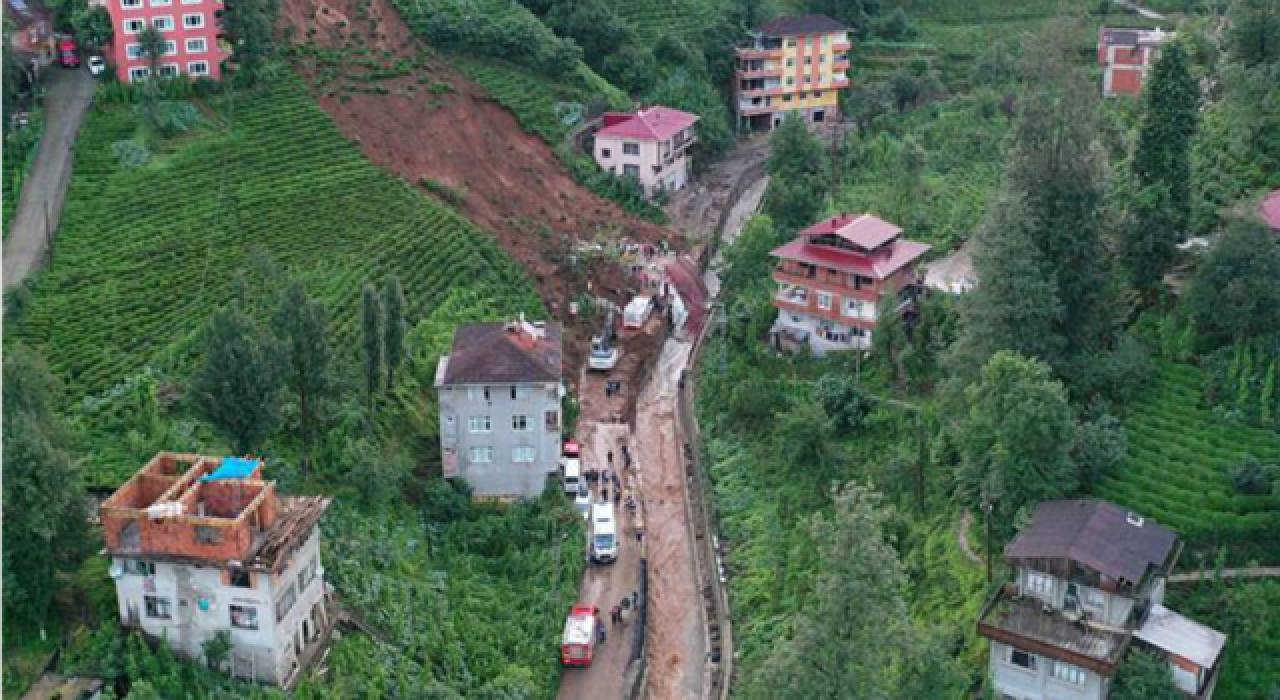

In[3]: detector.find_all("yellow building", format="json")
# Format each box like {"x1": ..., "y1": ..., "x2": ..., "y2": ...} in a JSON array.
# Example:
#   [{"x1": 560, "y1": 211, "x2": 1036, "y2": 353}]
[{"x1": 733, "y1": 14, "x2": 851, "y2": 130}]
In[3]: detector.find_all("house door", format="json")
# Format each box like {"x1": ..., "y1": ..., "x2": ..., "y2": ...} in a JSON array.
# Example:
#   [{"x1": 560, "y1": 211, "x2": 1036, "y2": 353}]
[{"x1": 813, "y1": 109, "x2": 825, "y2": 123}]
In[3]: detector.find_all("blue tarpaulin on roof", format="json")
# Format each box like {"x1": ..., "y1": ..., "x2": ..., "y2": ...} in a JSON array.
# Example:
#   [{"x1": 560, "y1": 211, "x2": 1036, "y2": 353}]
[{"x1": 201, "y1": 457, "x2": 261, "y2": 481}]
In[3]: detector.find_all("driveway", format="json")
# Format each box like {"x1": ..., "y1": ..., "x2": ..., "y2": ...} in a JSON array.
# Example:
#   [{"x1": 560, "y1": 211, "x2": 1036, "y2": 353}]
[{"x1": 3, "y1": 65, "x2": 95, "y2": 291}]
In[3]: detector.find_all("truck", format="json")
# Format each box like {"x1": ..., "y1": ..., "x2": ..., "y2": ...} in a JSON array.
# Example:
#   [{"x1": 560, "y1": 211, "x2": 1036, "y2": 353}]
[
  {"x1": 589, "y1": 502, "x2": 618, "y2": 564},
  {"x1": 561, "y1": 604, "x2": 598, "y2": 666},
  {"x1": 58, "y1": 39, "x2": 81, "y2": 69},
  {"x1": 561, "y1": 440, "x2": 582, "y2": 495},
  {"x1": 588, "y1": 308, "x2": 619, "y2": 371},
  {"x1": 622, "y1": 296, "x2": 654, "y2": 330}
]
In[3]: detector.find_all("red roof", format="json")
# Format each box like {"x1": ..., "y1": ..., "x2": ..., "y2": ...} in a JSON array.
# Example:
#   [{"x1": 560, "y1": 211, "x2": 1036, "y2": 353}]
[
  {"x1": 1262, "y1": 189, "x2": 1280, "y2": 231},
  {"x1": 800, "y1": 213, "x2": 902, "y2": 251},
  {"x1": 771, "y1": 237, "x2": 930, "y2": 280},
  {"x1": 597, "y1": 107, "x2": 699, "y2": 142}
]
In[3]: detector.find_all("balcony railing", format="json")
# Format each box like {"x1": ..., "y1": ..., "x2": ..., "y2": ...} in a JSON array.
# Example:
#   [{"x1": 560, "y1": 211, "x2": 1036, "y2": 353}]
[{"x1": 976, "y1": 586, "x2": 1131, "y2": 675}]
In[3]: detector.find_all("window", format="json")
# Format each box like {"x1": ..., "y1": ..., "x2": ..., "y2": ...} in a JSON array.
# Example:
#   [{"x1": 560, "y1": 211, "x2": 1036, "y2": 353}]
[
  {"x1": 623, "y1": 165, "x2": 640, "y2": 178},
  {"x1": 123, "y1": 18, "x2": 145, "y2": 33},
  {"x1": 183, "y1": 13, "x2": 204, "y2": 27},
  {"x1": 230, "y1": 604, "x2": 259, "y2": 630},
  {"x1": 798, "y1": 92, "x2": 808, "y2": 99},
  {"x1": 470, "y1": 447, "x2": 493, "y2": 463},
  {"x1": 152, "y1": 16, "x2": 174, "y2": 29},
  {"x1": 804, "y1": 56, "x2": 812, "y2": 65},
  {"x1": 545, "y1": 410, "x2": 560, "y2": 431},
  {"x1": 468, "y1": 415, "x2": 491, "y2": 433},
  {"x1": 1051, "y1": 661, "x2": 1087, "y2": 685},
  {"x1": 182, "y1": 0, "x2": 201, "y2": 5},
  {"x1": 230, "y1": 570, "x2": 252, "y2": 588},
  {"x1": 844, "y1": 298, "x2": 873, "y2": 320},
  {"x1": 121, "y1": 0, "x2": 142, "y2": 7},
  {"x1": 783, "y1": 95, "x2": 793, "y2": 103},
  {"x1": 785, "y1": 77, "x2": 794, "y2": 86},
  {"x1": 804, "y1": 75, "x2": 812, "y2": 84},
  {"x1": 512, "y1": 415, "x2": 530, "y2": 431},
  {"x1": 151, "y1": 0, "x2": 172, "y2": 6},
  {"x1": 511, "y1": 385, "x2": 531, "y2": 400},
  {"x1": 817, "y1": 292, "x2": 832, "y2": 310},
  {"x1": 145, "y1": 595, "x2": 172, "y2": 619},
  {"x1": 1026, "y1": 571, "x2": 1053, "y2": 597},
  {"x1": 298, "y1": 557, "x2": 317, "y2": 592},
  {"x1": 195, "y1": 525, "x2": 221, "y2": 544},
  {"x1": 126, "y1": 44, "x2": 144, "y2": 59},
  {"x1": 819, "y1": 54, "x2": 827, "y2": 62},
  {"x1": 187, "y1": 60, "x2": 209, "y2": 76},
  {"x1": 852, "y1": 274, "x2": 874, "y2": 290},
  {"x1": 785, "y1": 57, "x2": 794, "y2": 67},
  {"x1": 162, "y1": 40, "x2": 177, "y2": 55},
  {"x1": 275, "y1": 583, "x2": 297, "y2": 622},
  {"x1": 123, "y1": 559, "x2": 156, "y2": 576},
  {"x1": 1084, "y1": 588, "x2": 1106, "y2": 609},
  {"x1": 186, "y1": 37, "x2": 207, "y2": 53},
  {"x1": 129, "y1": 67, "x2": 150, "y2": 81},
  {"x1": 622, "y1": 142, "x2": 640, "y2": 156},
  {"x1": 1008, "y1": 647, "x2": 1037, "y2": 671},
  {"x1": 512, "y1": 446, "x2": 536, "y2": 463},
  {"x1": 601, "y1": 148, "x2": 611, "y2": 158},
  {"x1": 786, "y1": 39, "x2": 796, "y2": 48},
  {"x1": 158, "y1": 64, "x2": 179, "y2": 77},
  {"x1": 466, "y1": 386, "x2": 491, "y2": 401}
]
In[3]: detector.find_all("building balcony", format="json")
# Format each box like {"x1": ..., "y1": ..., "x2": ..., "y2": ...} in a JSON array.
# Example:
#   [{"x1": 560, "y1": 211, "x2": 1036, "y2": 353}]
[
  {"x1": 977, "y1": 587, "x2": 1132, "y2": 675},
  {"x1": 773, "y1": 269, "x2": 881, "y2": 299},
  {"x1": 736, "y1": 47, "x2": 784, "y2": 60},
  {"x1": 736, "y1": 66, "x2": 783, "y2": 80},
  {"x1": 737, "y1": 102, "x2": 775, "y2": 116},
  {"x1": 832, "y1": 41, "x2": 852, "y2": 53},
  {"x1": 738, "y1": 85, "x2": 784, "y2": 99},
  {"x1": 832, "y1": 59, "x2": 851, "y2": 72}
]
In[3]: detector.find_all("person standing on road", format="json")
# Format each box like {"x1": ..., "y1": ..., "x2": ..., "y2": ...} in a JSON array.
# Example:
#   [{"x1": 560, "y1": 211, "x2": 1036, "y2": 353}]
[
  {"x1": 607, "y1": 450, "x2": 614, "y2": 468},
  {"x1": 614, "y1": 489, "x2": 620, "y2": 505},
  {"x1": 611, "y1": 605, "x2": 621, "y2": 626},
  {"x1": 631, "y1": 591, "x2": 639, "y2": 608},
  {"x1": 598, "y1": 625, "x2": 607, "y2": 644}
]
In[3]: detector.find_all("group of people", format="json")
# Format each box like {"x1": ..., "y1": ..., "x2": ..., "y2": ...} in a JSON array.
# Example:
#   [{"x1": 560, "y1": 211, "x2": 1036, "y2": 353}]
[{"x1": 596, "y1": 590, "x2": 643, "y2": 644}]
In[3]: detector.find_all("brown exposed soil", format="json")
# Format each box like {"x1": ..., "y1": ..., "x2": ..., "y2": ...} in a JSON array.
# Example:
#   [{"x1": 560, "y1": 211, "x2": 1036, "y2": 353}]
[{"x1": 276, "y1": 0, "x2": 675, "y2": 345}]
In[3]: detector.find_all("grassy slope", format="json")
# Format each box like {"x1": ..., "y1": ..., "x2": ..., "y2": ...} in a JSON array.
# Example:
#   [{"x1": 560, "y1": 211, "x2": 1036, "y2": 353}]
[
  {"x1": 1098, "y1": 362, "x2": 1280, "y2": 549},
  {"x1": 7, "y1": 79, "x2": 536, "y2": 413}
]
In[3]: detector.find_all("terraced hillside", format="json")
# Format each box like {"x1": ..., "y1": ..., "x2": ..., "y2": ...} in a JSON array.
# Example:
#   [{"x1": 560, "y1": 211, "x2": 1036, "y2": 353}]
[
  {"x1": 8, "y1": 79, "x2": 539, "y2": 405},
  {"x1": 608, "y1": 0, "x2": 722, "y2": 44},
  {"x1": 1098, "y1": 362, "x2": 1280, "y2": 548}
]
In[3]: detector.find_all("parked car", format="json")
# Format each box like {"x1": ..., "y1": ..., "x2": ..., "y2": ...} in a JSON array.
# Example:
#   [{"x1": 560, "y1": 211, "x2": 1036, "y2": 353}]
[
  {"x1": 574, "y1": 484, "x2": 591, "y2": 520},
  {"x1": 58, "y1": 39, "x2": 80, "y2": 69},
  {"x1": 87, "y1": 56, "x2": 106, "y2": 76}
]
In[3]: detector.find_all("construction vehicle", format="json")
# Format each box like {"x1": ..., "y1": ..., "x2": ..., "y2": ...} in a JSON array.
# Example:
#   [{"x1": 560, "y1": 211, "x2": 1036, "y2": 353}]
[
  {"x1": 561, "y1": 604, "x2": 598, "y2": 666},
  {"x1": 588, "y1": 308, "x2": 619, "y2": 371}
]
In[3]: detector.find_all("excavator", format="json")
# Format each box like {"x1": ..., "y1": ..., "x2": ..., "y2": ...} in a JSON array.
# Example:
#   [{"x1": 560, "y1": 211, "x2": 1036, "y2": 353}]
[{"x1": 588, "y1": 307, "x2": 619, "y2": 371}]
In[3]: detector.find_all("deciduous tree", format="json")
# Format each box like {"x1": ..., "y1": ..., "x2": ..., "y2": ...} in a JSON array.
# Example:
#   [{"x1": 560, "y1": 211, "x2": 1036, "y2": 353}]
[
  {"x1": 1111, "y1": 648, "x2": 1184, "y2": 700},
  {"x1": 219, "y1": 0, "x2": 279, "y2": 85},
  {"x1": 272, "y1": 281, "x2": 331, "y2": 475},
  {"x1": 1187, "y1": 217, "x2": 1280, "y2": 350},
  {"x1": 191, "y1": 307, "x2": 283, "y2": 454}
]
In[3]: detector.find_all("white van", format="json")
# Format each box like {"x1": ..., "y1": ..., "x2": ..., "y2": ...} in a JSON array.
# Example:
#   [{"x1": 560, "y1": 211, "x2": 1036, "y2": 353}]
[
  {"x1": 563, "y1": 457, "x2": 582, "y2": 495},
  {"x1": 623, "y1": 296, "x2": 654, "y2": 330},
  {"x1": 590, "y1": 503, "x2": 618, "y2": 564}
]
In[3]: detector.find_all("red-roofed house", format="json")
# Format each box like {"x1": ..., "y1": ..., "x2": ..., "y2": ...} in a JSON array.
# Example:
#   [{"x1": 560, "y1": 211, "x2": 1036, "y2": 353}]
[
  {"x1": 1262, "y1": 189, "x2": 1280, "y2": 232},
  {"x1": 770, "y1": 213, "x2": 930, "y2": 355},
  {"x1": 593, "y1": 107, "x2": 699, "y2": 196},
  {"x1": 1098, "y1": 26, "x2": 1173, "y2": 97}
]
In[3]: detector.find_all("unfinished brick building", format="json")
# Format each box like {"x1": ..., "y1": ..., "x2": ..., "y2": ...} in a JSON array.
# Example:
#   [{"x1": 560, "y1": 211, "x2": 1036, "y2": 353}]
[{"x1": 100, "y1": 453, "x2": 333, "y2": 688}]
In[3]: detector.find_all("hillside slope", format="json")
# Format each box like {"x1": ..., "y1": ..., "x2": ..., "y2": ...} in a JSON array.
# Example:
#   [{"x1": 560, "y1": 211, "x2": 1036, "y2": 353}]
[{"x1": 278, "y1": 0, "x2": 674, "y2": 313}]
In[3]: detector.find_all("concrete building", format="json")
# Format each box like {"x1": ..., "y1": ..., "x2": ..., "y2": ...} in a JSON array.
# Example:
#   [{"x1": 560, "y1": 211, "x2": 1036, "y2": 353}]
[
  {"x1": 1098, "y1": 27, "x2": 1173, "y2": 97},
  {"x1": 769, "y1": 213, "x2": 929, "y2": 356},
  {"x1": 978, "y1": 500, "x2": 1226, "y2": 700},
  {"x1": 435, "y1": 318, "x2": 564, "y2": 500},
  {"x1": 103, "y1": 0, "x2": 228, "y2": 82},
  {"x1": 100, "y1": 453, "x2": 333, "y2": 688},
  {"x1": 593, "y1": 107, "x2": 699, "y2": 196},
  {"x1": 733, "y1": 14, "x2": 851, "y2": 130}
]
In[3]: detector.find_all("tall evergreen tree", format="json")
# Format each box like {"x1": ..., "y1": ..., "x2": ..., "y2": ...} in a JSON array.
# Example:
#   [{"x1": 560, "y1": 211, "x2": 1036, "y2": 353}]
[
  {"x1": 743, "y1": 483, "x2": 964, "y2": 699},
  {"x1": 272, "y1": 281, "x2": 330, "y2": 476},
  {"x1": 192, "y1": 307, "x2": 283, "y2": 454},
  {"x1": 383, "y1": 275, "x2": 407, "y2": 391},
  {"x1": 361, "y1": 283, "x2": 384, "y2": 411},
  {"x1": 2, "y1": 345, "x2": 89, "y2": 630},
  {"x1": 1133, "y1": 42, "x2": 1199, "y2": 232}
]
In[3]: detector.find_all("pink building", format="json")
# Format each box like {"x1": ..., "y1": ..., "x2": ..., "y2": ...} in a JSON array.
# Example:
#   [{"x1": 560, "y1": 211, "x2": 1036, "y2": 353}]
[
  {"x1": 593, "y1": 107, "x2": 699, "y2": 197},
  {"x1": 103, "y1": 0, "x2": 227, "y2": 83},
  {"x1": 1098, "y1": 26, "x2": 1173, "y2": 97}
]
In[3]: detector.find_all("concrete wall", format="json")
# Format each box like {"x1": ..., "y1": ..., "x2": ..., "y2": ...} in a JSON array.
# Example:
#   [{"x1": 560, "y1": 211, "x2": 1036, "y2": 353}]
[
  {"x1": 989, "y1": 641, "x2": 1109, "y2": 700},
  {"x1": 112, "y1": 530, "x2": 327, "y2": 685},
  {"x1": 594, "y1": 134, "x2": 692, "y2": 196},
  {"x1": 1016, "y1": 566, "x2": 1139, "y2": 629},
  {"x1": 438, "y1": 381, "x2": 562, "y2": 500}
]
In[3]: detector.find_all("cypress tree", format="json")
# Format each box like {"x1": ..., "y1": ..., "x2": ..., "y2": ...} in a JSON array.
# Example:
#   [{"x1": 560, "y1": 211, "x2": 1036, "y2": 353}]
[
  {"x1": 1133, "y1": 42, "x2": 1199, "y2": 232},
  {"x1": 383, "y1": 275, "x2": 407, "y2": 391},
  {"x1": 361, "y1": 283, "x2": 384, "y2": 412},
  {"x1": 272, "y1": 281, "x2": 330, "y2": 476}
]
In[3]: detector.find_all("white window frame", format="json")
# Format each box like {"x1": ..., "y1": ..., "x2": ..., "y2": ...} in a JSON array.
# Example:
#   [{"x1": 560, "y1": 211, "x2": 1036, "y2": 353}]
[
  {"x1": 181, "y1": 0, "x2": 201, "y2": 5},
  {"x1": 467, "y1": 415, "x2": 491, "y2": 433},
  {"x1": 817, "y1": 292, "x2": 832, "y2": 311},
  {"x1": 230, "y1": 604, "x2": 259, "y2": 630},
  {"x1": 182, "y1": 12, "x2": 204, "y2": 28},
  {"x1": 121, "y1": 0, "x2": 142, "y2": 7},
  {"x1": 622, "y1": 142, "x2": 640, "y2": 156},
  {"x1": 1084, "y1": 588, "x2": 1106, "y2": 609},
  {"x1": 512, "y1": 415, "x2": 530, "y2": 431},
  {"x1": 123, "y1": 559, "x2": 156, "y2": 576},
  {"x1": 1051, "y1": 661, "x2": 1087, "y2": 685},
  {"x1": 512, "y1": 446, "x2": 536, "y2": 463},
  {"x1": 150, "y1": 0, "x2": 172, "y2": 7},
  {"x1": 129, "y1": 66, "x2": 150, "y2": 81},
  {"x1": 1025, "y1": 570, "x2": 1054, "y2": 597},
  {"x1": 126, "y1": 43, "x2": 144, "y2": 59},
  {"x1": 469, "y1": 447, "x2": 493, "y2": 464},
  {"x1": 187, "y1": 60, "x2": 209, "y2": 76},
  {"x1": 151, "y1": 15, "x2": 174, "y2": 30},
  {"x1": 162, "y1": 40, "x2": 177, "y2": 55},
  {"x1": 123, "y1": 18, "x2": 146, "y2": 34},
  {"x1": 623, "y1": 164, "x2": 640, "y2": 179},
  {"x1": 185, "y1": 37, "x2": 207, "y2": 53},
  {"x1": 145, "y1": 595, "x2": 172, "y2": 619},
  {"x1": 158, "y1": 63, "x2": 179, "y2": 77},
  {"x1": 511, "y1": 385, "x2": 531, "y2": 400},
  {"x1": 1007, "y1": 646, "x2": 1038, "y2": 672}
]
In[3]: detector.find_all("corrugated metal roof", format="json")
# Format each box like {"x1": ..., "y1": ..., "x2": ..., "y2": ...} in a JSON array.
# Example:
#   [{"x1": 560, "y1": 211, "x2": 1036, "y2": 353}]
[
  {"x1": 1005, "y1": 500, "x2": 1178, "y2": 584},
  {"x1": 1136, "y1": 604, "x2": 1227, "y2": 669}
]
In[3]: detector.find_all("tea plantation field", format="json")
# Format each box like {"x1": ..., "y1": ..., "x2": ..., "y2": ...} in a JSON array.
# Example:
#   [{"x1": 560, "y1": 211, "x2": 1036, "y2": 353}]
[
  {"x1": 7, "y1": 79, "x2": 538, "y2": 402},
  {"x1": 1098, "y1": 362, "x2": 1280, "y2": 550}
]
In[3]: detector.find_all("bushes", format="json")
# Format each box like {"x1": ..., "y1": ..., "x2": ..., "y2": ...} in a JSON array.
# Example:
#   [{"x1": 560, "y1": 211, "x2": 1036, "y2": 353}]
[{"x1": 395, "y1": 0, "x2": 581, "y2": 77}]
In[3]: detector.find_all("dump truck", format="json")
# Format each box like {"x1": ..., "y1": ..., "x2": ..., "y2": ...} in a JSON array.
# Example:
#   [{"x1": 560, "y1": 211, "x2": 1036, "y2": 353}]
[{"x1": 561, "y1": 604, "x2": 598, "y2": 666}]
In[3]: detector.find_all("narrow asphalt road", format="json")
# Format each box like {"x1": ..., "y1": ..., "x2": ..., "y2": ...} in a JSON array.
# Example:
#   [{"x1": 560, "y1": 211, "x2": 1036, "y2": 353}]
[{"x1": 3, "y1": 66, "x2": 95, "y2": 292}]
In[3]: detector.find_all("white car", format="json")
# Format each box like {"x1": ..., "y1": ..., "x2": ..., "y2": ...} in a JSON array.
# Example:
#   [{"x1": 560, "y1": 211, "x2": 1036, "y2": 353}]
[
  {"x1": 574, "y1": 486, "x2": 591, "y2": 520},
  {"x1": 87, "y1": 56, "x2": 106, "y2": 77}
]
